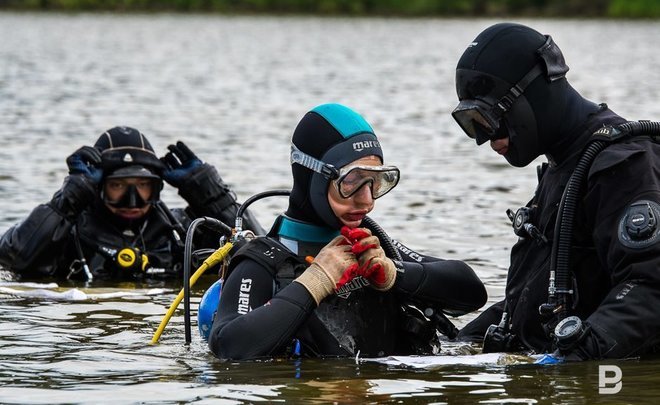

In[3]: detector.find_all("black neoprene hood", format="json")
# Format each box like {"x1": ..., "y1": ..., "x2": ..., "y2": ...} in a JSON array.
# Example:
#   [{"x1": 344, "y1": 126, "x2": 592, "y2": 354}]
[
  {"x1": 94, "y1": 126, "x2": 165, "y2": 178},
  {"x1": 286, "y1": 104, "x2": 383, "y2": 228},
  {"x1": 455, "y1": 23, "x2": 578, "y2": 167}
]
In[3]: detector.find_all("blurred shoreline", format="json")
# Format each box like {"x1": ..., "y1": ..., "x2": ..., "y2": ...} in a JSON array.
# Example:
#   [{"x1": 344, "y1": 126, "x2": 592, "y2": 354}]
[{"x1": 1, "y1": 0, "x2": 659, "y2": 19}]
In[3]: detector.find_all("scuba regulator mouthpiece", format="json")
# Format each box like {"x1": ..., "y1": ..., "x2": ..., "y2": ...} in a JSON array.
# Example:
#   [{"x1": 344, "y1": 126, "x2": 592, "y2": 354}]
[{"x1": 115, "y1": 247, "x2": 150, "y2": 273}]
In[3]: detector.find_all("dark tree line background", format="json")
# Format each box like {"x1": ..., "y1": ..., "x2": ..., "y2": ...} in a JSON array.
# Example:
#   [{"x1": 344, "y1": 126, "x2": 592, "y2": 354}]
[{"x1": 1, "y1": 0, "x2": 659, "y2": 17}]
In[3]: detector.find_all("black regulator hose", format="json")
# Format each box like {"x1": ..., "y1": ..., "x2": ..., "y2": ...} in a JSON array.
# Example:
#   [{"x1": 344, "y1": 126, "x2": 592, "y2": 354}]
[
  {"x1": 550, "y1": 140, "x2": 608, "y2": 320},
  {"x1": 183, "y1": 217, "x2": 232, "y2": 344},
  {"x1": 362, "y1": 216, "x2": 457, "y2": 339},
  {"x1": 549, "y1": 121, "x2": 660, "y2": 321},
  {"x1": 234, "y1": 189, "x2": 291, "y2": 235},
  {"x1": 236, "y1": 189, "x2": 291, "y2": 223},
  {"x1": 620, "y1": 120, "x2": 660, "y2": 136},
  {"x1": 362, "y1": 216, "x2": 402, "y2": 262},
  {"x1": 183, "y1": 189, "x2": 291, "y2": 344},
  {"x1": 154, "y1": 201, "x2": 187, "y2": 249}
]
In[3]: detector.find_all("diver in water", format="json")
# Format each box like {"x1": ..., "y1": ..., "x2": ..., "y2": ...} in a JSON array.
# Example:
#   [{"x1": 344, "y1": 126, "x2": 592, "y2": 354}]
[
  {"x1": 452, "y1": 23, "x2": 660, "y2": 361},
  {"x1": 208, "y1": 103, "x2": 487, "y2": 360},
  {"x1": 0, "y1": 126, "x2": 264, "y2": 281}
]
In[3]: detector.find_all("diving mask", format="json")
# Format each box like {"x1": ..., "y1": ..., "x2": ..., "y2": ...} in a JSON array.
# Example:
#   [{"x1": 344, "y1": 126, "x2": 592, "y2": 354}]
[
  {"x1": 103, "y1": 179, "x2": 159, "y2": 209},
  {"x1": 452, "y1": 63, "x2": 543, "y2": 145},
  {"x1": 452, "y1": 98, "x2": 508, "y2": 145},
  {"x1": 453, "y1": 35, "x2": 567, "y2": 145},
  {"x1": 334, "y1": 164, "x2": 400, "y2": 199},
  {"x1": 291, "y1": 144, "x2": 399, "y2": 200}
]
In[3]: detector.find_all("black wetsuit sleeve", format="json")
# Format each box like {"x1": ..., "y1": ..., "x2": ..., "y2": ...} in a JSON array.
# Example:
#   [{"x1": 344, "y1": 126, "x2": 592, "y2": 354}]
[
  {"x1": 0, "y1": 175, "x2": 95, "y2": 275},
  {"x1": 175, "y1": 163, "x2": 266, "y2": 236},
  {"x1": 208, "y1": 258, "x2": 316, "y2": 360},
  {"x1": 392, "y1": 240, "x2": 487, "y2": 315},
  {"x1": 0, "y1": 204, "x2": 70, "y2": 274},
  {"x1": 456, "y1": 300, "x2": 506, "y2": 342}
]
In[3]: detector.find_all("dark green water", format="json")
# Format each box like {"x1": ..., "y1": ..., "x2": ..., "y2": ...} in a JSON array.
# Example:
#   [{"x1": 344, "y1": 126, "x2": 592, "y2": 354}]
[{"x1": 1, "y1": 278, "x2": 656, "y2": 403}]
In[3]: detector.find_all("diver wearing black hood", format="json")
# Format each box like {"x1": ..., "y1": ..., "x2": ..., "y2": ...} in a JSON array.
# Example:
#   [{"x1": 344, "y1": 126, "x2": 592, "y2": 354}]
[
  {"x1": 0, "y1": 126, "x2": 264, "y2": 281},
  {"x1": 209, "y1": 104, "x2": 487, "y2": 360},
  {"x1": 453, "y1": 23, "x2": 660, "y2": 361}
]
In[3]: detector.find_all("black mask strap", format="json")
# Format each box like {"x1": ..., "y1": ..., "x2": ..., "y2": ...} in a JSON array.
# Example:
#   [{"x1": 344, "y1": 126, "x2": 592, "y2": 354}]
[
  {"x1": 493, "y1": 35, "x2": 568, "y2": 119},
  {"x1": 492, "y1": 63, "x2": 544, "y2": 118},
  {"x1": 537, "y1": 35, "x2": 569, "y2": 82}
]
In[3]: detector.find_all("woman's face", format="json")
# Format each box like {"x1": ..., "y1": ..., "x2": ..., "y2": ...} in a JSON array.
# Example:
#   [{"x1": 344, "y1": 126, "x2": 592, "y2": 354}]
[{"x1": 327, "y1": 155, "x2": 381, "y2": 228}]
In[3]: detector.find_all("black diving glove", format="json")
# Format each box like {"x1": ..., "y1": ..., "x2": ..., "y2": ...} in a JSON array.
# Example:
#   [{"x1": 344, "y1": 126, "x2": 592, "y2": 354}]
[
  {"x1": 66, "y1": 145, "x2": 103, "y2": 184},
  {"x1": 161, "y1": 141, "x2": 265, "y2": 235},
  {"x1": 160, "y1": 141, "x2": 203, "y2": 189},
  {"x1": 53, "y1": 146, "x2": 103, "y2": 218},
  {"x1": 161, "y1": 141, "x2": 234, "y2": 217}
]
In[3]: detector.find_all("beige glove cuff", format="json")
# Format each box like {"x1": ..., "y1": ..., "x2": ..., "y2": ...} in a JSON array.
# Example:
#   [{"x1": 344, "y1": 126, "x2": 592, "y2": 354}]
[{"x1": 293, "y1": 262, "x2": 335, "y2": 305}]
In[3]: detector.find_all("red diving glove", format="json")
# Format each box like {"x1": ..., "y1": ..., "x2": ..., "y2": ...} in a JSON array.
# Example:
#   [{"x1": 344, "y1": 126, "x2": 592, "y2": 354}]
[{"x1": 335, "y1": 226, "x2": 395, "y2": 291}]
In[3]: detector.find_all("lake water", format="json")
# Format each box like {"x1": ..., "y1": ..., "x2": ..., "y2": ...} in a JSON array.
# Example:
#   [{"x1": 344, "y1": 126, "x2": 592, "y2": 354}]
[{"x1": 1, "y1": 12, "x2": 659, "y2": 403}]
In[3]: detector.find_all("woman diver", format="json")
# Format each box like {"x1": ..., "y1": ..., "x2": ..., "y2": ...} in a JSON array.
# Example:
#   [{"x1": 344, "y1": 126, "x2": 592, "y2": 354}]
[{"x1": 208, "y1": 103, "x2": 487, "y2": 360}]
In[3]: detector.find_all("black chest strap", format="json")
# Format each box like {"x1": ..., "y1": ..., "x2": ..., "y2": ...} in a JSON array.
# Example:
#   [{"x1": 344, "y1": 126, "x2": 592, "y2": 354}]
[{"x1": 225, "y1": 236, "x2": 308, "y2": 291}]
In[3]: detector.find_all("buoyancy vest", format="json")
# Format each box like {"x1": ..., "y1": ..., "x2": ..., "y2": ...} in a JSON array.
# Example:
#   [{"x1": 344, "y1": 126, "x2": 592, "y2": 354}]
[
  {"x1": 70, "y1": 204, "x2": 185, "y2": 280},
  {"x1": 501, "y1": 117, "x2": 660, "y2": 352},
  {"x1": 225, "y1": 235, "x2": 418, "y2": 357},
  {"x1": 227, "y1": 236, "x2": 308, "y2": 292}
]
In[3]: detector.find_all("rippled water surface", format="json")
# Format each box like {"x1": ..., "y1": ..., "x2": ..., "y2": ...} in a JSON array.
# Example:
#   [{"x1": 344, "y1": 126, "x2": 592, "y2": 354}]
[{"x1": 1, "y1": 12, "x2": 660, "y2": 403}]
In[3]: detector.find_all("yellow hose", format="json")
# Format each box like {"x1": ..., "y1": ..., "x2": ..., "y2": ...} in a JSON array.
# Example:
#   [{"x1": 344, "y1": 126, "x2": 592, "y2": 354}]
[{"x1": 150, "y1": 242, "x2": 233, "y2": 344}]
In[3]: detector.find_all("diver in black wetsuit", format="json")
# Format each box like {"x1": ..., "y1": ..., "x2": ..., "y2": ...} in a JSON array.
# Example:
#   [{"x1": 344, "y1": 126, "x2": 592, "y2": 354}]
[
  {"x1": 452, "y1": 23, "x2": 660, "y2": 361},
  {"x1": 209, "y1": 103, "x2": 487, "y2": 360},
  {"x1": 0, "y1": 126, "x2": 264, "y2": 281}
]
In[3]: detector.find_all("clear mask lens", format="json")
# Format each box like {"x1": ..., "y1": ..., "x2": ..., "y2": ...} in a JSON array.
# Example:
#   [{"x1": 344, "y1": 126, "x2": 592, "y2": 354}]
[{"x1": 336, "y1": 165, "x2": 400, "y2": 199}]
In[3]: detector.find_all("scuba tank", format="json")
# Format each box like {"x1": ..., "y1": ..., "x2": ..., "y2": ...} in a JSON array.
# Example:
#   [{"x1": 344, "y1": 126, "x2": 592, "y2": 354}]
[
  {"x1": 151, "y1": 190, "x2": 289, "y2": 345},
  {"x1": 193, "y1": 190, "x2": 290, "y2": 343},
  {"x1": 198, "y1": 278, "x2": 223, "y2": 341}
]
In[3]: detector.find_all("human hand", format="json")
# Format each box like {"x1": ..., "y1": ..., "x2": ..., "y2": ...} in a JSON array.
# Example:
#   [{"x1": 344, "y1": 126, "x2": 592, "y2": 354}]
[
  {"x1": 160, "y1": 141, "x2": 203, "y2": 188},
  {"x1": 66, "y1": 146, "x2": 103, "y2": 185},
  {"x1": 362, "y1": 256, "x2": 396, "y2": 291},
  {"x1": 341, "y1": 228, "x2": 396, "y2": 291},
  {"x1": 56, "y1": 147, "x2": 102, "y2": 217},
  {"x1": 294, "y1": 235, "x2": 357, "y2": 305}
]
